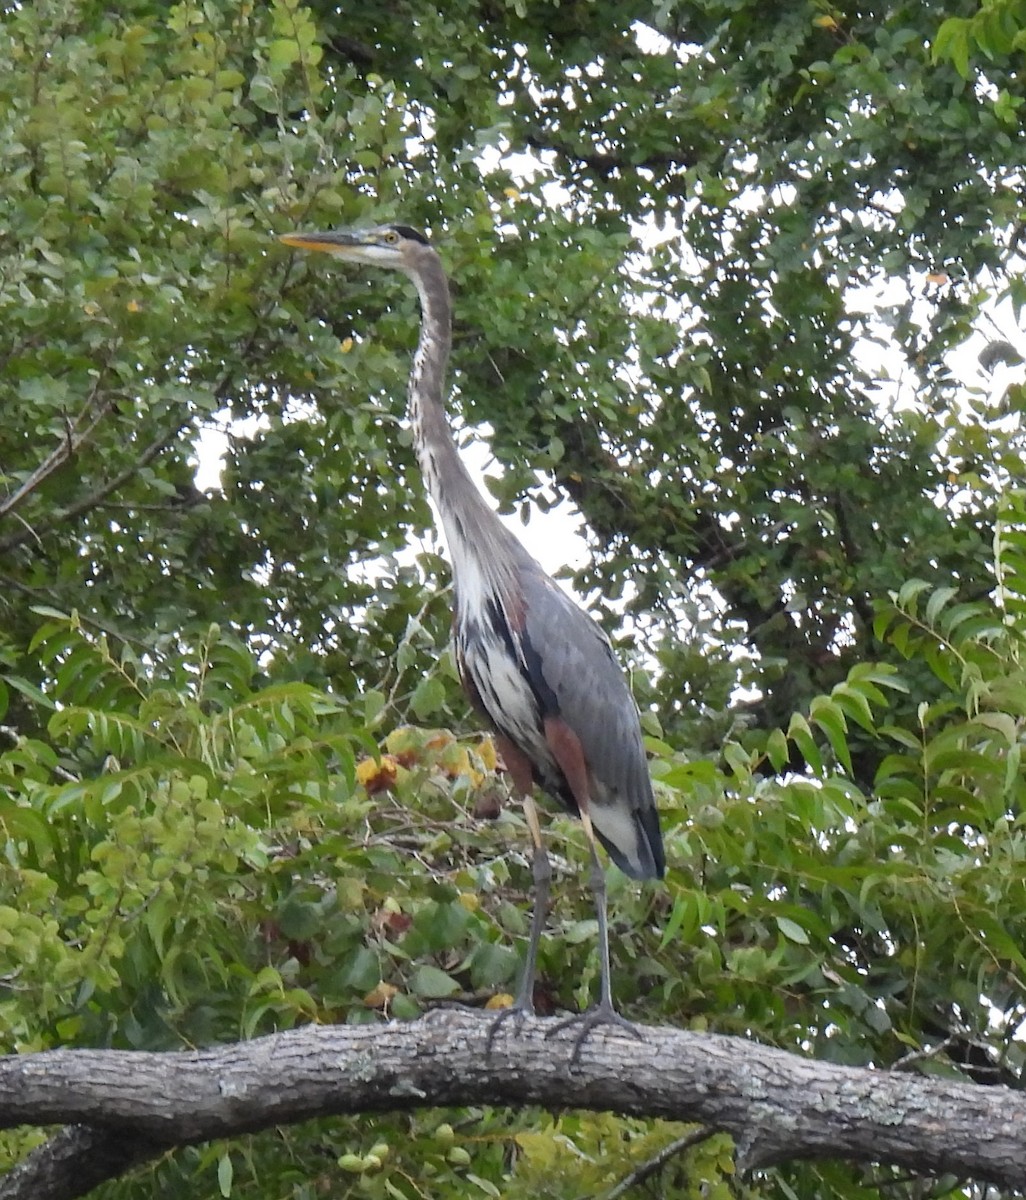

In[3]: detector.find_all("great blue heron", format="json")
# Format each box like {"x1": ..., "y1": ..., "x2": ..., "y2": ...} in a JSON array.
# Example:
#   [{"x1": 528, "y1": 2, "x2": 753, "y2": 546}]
[{"x1": 280, "y1": 223, "x2": 664, "y2": 1054}]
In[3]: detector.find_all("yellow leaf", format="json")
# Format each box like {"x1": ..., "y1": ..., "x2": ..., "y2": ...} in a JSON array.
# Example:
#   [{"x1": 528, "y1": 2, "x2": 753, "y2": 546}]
[
  {"x1": 355, "y1": 757, "x2": 380, "y2": 784},
  {"x1": 457, "y1": 892, "x2": 480, "y2": 913},
  {"x1": 485, "y1": 992, "x2": 514, "y2": 1010},
  {"x1": 514, "y1": 1131, "x2": 559, "y2": 1161},
  {"x1": 355, "y1": 754, "x2": 399, "y2": 793},
  {"x1": 385, "y1": 726, "x2": 420, "y2": 754},
  {"x1": 340, "y1": 337, "x2": 353, "y2": 352},
  {"x1": 446, "y1": 746, "x2": 472, "y2": 775},
  {"x1": 126, "y1": 299, "x2": 142, "y2": 312},
  {"x1": 363, "y1": 982, "x2": 398, "y2": 1008},
  {"x1": 477, "y1": 735, "x2": 497, "y2": 771}
]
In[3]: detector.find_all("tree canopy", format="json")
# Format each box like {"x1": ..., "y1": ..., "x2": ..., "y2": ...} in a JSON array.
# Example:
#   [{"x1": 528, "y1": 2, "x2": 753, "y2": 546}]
[{"x1": 2, "y1": 0, "x2": 1026, "y2": 1196}]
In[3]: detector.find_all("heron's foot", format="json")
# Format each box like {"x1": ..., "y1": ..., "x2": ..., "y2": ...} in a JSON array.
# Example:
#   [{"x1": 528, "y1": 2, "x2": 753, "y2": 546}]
[
  {"x1": 484, "y1": 996, "x2": 535, "y2": 1056},
  {"x1": 544, "y1": 999, "x2": 644, "y2": 1070}
]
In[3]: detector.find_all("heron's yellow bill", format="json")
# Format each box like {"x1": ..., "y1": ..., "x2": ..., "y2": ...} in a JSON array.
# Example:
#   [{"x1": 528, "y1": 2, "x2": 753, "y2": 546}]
[{"x1": 279, "y1": 230, "x2": 365, "y2": 254}]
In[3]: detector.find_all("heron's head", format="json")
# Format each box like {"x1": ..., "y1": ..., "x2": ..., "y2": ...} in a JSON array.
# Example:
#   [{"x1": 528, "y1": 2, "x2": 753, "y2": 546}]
[{"x1": 278, "y1": 224, "x2": 432, "y2": 274}]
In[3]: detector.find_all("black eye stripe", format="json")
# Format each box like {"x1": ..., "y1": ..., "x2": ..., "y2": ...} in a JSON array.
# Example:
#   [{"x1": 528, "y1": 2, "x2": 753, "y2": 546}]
[{"x1": 388, "y1": 224, "x2": 429, "y2": 245}]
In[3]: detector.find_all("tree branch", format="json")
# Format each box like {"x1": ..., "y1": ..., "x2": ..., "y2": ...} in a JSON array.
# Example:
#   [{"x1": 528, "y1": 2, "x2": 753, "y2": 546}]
[
  {"x1": 0, "y1": 1127, "x2": 169, "y2": 1200},
  {"x1": 0, "y1": 725, "x2": 78, "y2": 782},
  {"x1": 0, "y1": 419, "x2": 189, "y2": 556},
  {"x1": 1, "y1": 1011, "x2": 1024, "y2": 1200},
  {"x1": 523, "y1": 131, "x2": 697, "y2": 179},
  {"x1": 603, "y1": 1125, "x2": 717, "y2": 1199},
  {"x1": 0, "y1": 390, "x2": 113, "y2": 522},
  {"x1": 0, "y1": 293, "x2": 272, "y2": 558}
]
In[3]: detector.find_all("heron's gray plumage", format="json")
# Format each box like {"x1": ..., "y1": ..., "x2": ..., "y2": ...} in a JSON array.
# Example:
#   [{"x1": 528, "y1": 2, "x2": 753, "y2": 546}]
[
  {"x1": 517, "y1": 566, "x2": 663, "y2": 879},
  {"x1": 280, "y1": 221, "x2": 664, "y2": 1043}
]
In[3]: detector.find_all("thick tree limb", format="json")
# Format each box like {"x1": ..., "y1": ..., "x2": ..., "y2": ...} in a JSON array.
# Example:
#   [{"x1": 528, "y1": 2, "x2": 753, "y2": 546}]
[
  {"x1": 0, "y1": 1127, "x2": 170, "y2": 1200},
  {"x1": 1, "y1": 1012, "x2": 1025, "y2": 1199}
]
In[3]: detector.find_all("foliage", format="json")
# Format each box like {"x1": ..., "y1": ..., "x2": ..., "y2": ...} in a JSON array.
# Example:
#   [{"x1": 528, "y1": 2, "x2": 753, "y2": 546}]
[{"x1": 2, "y1": 0, "x2": 1026, "y2": 1196}]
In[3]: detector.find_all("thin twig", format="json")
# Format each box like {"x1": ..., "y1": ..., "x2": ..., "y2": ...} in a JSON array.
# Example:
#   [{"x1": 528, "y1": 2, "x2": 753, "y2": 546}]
[
  {"x1": 0, "y1": 725, "x2": 78, "y2": 782},
  {"x1": 601, "y1": 1126, "x2": 717, "y2": 1200},
  {"x1": 890, "y1": 1037, "x2": 955, "y2": 1072}
]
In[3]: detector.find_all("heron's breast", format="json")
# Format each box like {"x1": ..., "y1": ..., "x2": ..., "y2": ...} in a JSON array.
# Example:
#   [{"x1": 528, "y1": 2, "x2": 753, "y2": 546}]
[{"x1": 457, "y1": 617, "x2": 550, "y2": 770}]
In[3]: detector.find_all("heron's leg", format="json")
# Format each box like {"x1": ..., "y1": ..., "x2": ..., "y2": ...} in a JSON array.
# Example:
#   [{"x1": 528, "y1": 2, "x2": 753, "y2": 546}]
[
  {"x1": 510, "y1": 792, "x2": 551, "y2": 1012},
  {"x1": 542, "y1": 809, "x2": 643, "y2": 1065},
  {"x1": 585, "y1": 822, "x2": 615, "y2": 1012},
  {"x1": 486, "y1": 737, "x2": 551, "y2": 1052},
  {"x1": 539, "y1": 718, "x2": 645, "y2": 1068}
]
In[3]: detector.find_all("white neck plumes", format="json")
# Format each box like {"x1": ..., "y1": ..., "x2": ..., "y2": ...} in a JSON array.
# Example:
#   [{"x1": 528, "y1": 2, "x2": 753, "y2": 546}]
[{"x1": 404, "y1": 251, "x2": 529, "y2": 600}]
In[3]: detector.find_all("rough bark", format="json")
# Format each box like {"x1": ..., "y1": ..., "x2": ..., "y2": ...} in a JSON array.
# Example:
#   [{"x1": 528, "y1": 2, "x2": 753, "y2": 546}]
[
  {"x1": 0, "y1": 1127, "x2": 169, "y2": 1200},
  {"x1": 0, "y1": 1011, "x2": 1024, "y2": 1199}
]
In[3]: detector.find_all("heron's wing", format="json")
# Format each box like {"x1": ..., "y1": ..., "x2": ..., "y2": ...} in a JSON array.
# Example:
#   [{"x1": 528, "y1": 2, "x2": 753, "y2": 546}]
[{"x1": 517, "y1": 566, "x2": 664, "y2": 880}]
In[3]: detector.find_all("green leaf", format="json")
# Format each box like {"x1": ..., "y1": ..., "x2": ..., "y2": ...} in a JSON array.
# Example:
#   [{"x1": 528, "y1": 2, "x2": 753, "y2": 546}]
[
  {"x1": 896, "y1": 578, "x2": 933, "y2": 611},
  {"x1": 391, "y1": 993, "x2": 421, "y2": 1021},
  {"x1": 410, "y1": 675, "x2": 446, "y2": 719},
  {"x1": 932, "y1": 17, "x2": 972, "y2": 76},
  {"x1": 28, "y1": 605, "x2": 73, "y2": 621},
  {"x1": 3, "y1": 675, "x2": 56, "y2": 711},
  {"x1": 267, "y1": 38, "x2": 299, "y2": 72},
  {"x1": 971, "y1": 712, "x2": 1018, "y2": 745},
  {"x1": 364, "y1": 689, "x2": 387, "y2": 725},
  {"x1": 659, "y1": 890, "x2": 690, "y2": 950},
  {"x1": 217, "y1": 1151, "x2": 233, "y2": 1197},
  {"x1": 776, "y1": 916, "x2": 810, "y2": 945},
  {"x1": 766, "y1": 727, "x2": 789, "y2": 771},
  {"x1": 832, "y1": 683, "x2": 876, "y2": 733},
  {"x1": 810, "y1": 698, "x2": 852, "y2": 774},
  {"x1": 333, "y1": 947, "x2": 380, "y2": 995},
  {"x1": 564, "y1": 918, "x2": 599, "y2": 945},
  {"x1": 722, "y1": 740, "x2": 751, "y2": 779},
  {"x1": 0, "y1": 801, "x2": 54, "y2": 863},
  {"x1": 410, "y1": 964, "x2": 460, "y2": 998},
  {"x1": 277, "y1": 899, "x2": 321, "y2": 940},
  {"x1": 469, "y1": 941, "x2": 517, "y2": 988},
  {"x1": 925, "y1": 586, "x2": 958, "y2": 626},
  {"x1": 467, "y1": 1174, "x2": 501, "y2": 1197},
  {"x1": 787, "y1": 713, "x2": 823, "y2": 776}
]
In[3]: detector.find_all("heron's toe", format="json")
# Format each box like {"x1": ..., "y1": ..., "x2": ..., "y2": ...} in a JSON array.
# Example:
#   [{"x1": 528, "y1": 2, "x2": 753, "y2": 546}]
[{"x1": 544, "y1": 999, "x2": 645, "y2": 1069}]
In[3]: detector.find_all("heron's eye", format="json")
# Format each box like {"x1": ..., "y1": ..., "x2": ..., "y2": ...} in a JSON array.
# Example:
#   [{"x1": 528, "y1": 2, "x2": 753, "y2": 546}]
[{"x1": 383, "y1": 230, "x2": 400, "y2": 244}]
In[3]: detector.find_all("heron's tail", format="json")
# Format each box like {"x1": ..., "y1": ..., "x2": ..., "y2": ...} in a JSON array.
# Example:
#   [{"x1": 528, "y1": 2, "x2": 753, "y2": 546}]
[{"x1": 592, "y1": 800, "x2": 664, "y2": 881}]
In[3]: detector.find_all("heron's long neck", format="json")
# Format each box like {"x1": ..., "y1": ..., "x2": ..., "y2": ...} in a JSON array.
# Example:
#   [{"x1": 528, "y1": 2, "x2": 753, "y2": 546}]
[{"x1": 408, "y1": 256, "x2": 520, "y2": 583}]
